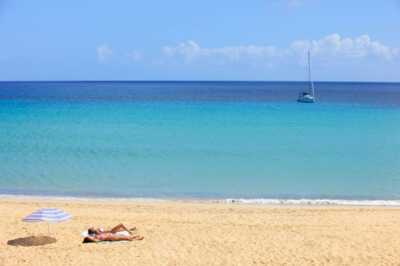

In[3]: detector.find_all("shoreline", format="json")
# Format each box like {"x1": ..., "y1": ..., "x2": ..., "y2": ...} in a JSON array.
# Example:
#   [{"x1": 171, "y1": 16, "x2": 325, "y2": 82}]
[{"x1": 1, "y1": 194, "x2": 400, "y2": 207}]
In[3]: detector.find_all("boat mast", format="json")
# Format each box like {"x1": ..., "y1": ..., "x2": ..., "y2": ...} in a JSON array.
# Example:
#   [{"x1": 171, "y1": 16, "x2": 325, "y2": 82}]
[{"x1": 308, "y1": 50, "x2": 315, "y2": 97}]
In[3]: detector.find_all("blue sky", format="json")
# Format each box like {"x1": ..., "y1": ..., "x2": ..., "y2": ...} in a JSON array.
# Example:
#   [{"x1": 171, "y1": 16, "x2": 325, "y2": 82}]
[{"x1": 0, "y1": 0, "x2": 399, "y2": 81}]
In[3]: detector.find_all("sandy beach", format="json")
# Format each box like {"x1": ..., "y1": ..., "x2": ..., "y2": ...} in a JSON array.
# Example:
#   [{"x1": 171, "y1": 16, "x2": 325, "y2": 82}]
[{"x1": 1, "y1": 198, "x2": 400, "y2": 266}]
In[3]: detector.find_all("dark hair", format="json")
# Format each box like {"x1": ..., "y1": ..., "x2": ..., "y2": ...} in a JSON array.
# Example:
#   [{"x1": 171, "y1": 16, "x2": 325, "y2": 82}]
[{"x1": 88, "y1": 228, "x2": 96, "y2": 236}]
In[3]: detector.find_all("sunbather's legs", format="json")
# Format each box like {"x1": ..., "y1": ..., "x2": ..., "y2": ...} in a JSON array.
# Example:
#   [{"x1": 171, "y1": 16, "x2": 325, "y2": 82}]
[
  {"x1": 110, "y1": 224, "x2": 129, "y2": 233},
  {"x1": 110, "y1": 224, "x2": 136, "y2": 233}
]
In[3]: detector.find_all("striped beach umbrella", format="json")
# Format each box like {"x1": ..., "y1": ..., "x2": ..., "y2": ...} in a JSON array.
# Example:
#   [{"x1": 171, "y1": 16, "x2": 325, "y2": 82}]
[
  {"x1": 23, "y1": 208, "x2": 71, "y2": 223},
  {"x1": 22, "y1": 208, "x2": 71, "y2": 234}
]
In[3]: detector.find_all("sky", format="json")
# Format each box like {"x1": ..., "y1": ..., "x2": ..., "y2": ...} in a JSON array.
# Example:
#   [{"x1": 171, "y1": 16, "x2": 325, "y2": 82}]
[{"x1": 0, "y1": 0, "x2": 399, "y2": 81}]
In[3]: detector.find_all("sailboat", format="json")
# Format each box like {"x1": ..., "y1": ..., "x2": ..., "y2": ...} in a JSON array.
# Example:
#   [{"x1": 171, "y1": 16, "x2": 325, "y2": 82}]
[{"x1": 297, "y1": 51, "x2": 316, "y2": 103}]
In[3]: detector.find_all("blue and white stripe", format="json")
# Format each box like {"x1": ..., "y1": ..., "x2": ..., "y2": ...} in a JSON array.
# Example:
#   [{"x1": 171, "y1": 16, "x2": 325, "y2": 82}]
[{"x1": 22, "y1": 208, "x2": 71, "y2": 223}]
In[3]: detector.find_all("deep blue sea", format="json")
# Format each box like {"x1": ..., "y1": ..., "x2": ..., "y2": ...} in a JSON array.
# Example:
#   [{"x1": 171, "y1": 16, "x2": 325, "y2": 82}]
[{"x1": 1, "y1": 81, "x2": 400, "y2": 204}]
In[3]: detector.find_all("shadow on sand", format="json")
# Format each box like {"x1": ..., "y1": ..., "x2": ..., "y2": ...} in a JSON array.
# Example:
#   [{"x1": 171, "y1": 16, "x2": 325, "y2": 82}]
[{"x1": 7, "y1": 236, "x2": 56, "y2": 247}]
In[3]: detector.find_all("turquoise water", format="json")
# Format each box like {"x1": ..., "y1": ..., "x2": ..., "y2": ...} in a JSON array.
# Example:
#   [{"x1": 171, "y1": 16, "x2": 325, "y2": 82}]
[{"x1": 1, "y1": 91, "x2": 400, "y2": 200}]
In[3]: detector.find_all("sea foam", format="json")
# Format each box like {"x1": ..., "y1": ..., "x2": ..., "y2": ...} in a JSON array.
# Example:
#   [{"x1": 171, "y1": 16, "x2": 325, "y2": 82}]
[{"x1": 224, "y1": 198, "x2": 400, "y2": 206}]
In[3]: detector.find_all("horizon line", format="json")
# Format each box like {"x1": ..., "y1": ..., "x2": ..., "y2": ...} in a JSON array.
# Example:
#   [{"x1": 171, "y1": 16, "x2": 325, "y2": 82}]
[{"x1": 0, "y1": 80, "x2": 400, "y2": 84}]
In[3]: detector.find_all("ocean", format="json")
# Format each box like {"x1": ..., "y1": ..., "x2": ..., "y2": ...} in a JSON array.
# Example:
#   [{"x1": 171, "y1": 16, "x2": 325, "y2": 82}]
[{"x1": 0, "y1": 81, "x2": 399, "y2": 204}]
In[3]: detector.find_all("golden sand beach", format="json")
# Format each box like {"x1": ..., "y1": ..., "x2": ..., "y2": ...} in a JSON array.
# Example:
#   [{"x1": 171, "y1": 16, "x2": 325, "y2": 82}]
[{"x1": 1, "y1": 198, "x2": 400, "y2": 266}]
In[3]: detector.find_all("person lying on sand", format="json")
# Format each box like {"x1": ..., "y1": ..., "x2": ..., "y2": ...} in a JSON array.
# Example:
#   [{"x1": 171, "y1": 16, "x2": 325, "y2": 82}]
[
  {"x1": 83, "y1": 223, "x2": 144, "y2": 243},
  {"x1": 88, "y1": 223, "x2": 136, "y2": 235}
]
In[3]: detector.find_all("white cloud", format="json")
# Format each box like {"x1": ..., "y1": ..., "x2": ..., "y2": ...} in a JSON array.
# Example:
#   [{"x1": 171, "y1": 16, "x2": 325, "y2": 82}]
[
  {"x1": 291, "y1": 34, "x2": 400, "y2": 60},
  {"x1": 162, "y1": 34, "x2": 400, "y2": 65},
  {"x1": 96, "y1": 44, "x2": 113, "y2": 62},
  {"x1": 162, "y1": 40, "x2": 281, "y2": 64}
]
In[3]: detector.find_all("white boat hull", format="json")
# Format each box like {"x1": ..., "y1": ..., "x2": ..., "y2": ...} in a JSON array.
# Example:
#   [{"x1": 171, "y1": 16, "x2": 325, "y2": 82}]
[{"x1": 297, "y1": 94, "x2": 315, "y2": 103}]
